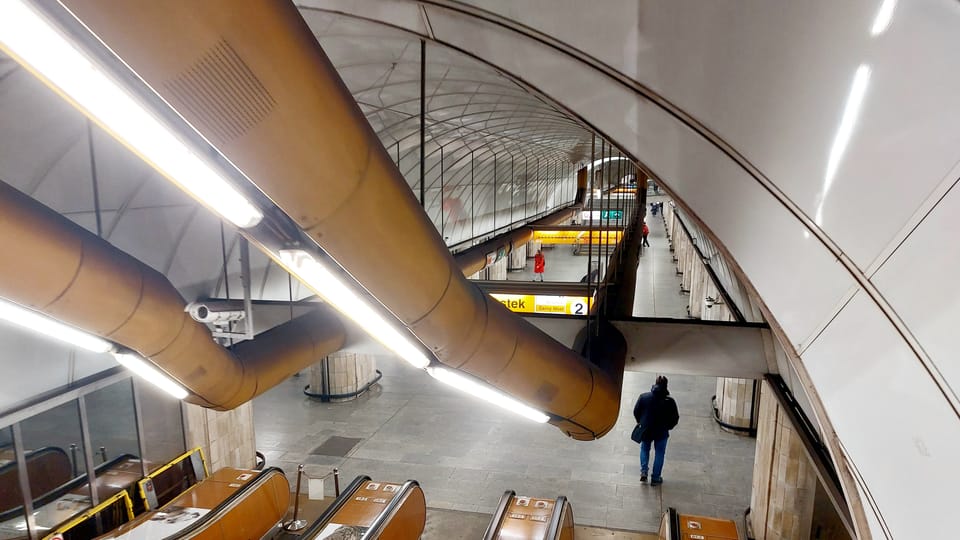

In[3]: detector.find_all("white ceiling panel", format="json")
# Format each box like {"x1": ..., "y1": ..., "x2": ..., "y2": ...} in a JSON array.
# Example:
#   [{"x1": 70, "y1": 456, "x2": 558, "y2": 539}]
[
  {"x1": 872, "y1": 175, "x2": 960, "y2": 401},
  {"x1": 803, "y1": 291, "x2": 960, "y2": 539}
]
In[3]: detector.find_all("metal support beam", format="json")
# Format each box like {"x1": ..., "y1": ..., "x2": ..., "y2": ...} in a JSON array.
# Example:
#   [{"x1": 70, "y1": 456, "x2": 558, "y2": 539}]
[
  {"x1": 419, "y1": 39, "x2": 426, "y2": 208},
  {"x1": 239, "y1": 237, "x2": 254, "y2": 339}
]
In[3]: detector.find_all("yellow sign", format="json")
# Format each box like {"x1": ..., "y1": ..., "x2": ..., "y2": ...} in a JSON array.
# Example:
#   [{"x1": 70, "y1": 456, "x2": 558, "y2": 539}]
[
  {"x1": 490, "y1": 293, "x2": 591, "y2": 316},
  {"x1": 533, "y1": 230, "x2": 622, "y2": 245}
]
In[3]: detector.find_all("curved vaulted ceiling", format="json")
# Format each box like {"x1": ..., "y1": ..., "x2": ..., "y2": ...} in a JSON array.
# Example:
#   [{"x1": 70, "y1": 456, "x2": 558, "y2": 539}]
[{"x1": 291, "y1": 1, "x2": 960, "y2": 538}]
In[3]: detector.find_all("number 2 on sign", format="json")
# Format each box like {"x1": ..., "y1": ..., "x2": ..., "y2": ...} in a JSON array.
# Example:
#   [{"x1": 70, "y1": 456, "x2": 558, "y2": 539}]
[{"x1": 572, "y1": 301, "x2": 585, "y2": 315}]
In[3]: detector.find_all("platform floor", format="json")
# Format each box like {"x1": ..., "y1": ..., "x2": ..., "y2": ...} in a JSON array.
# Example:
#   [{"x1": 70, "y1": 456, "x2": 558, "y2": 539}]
[
  {"x1": 257, "y1": 198, "x2": 752, "y2": 536},
  {"x1": 633, "y1": 198, "x2": 689, "y2": 319},
  {"x1": 254, "y1": 365, "x2": 755, "y2": 535}
]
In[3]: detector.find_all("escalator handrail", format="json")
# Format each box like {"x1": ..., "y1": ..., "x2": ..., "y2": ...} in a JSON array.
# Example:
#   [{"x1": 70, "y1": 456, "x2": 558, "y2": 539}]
[
  {"x1": 667, "y1": 507, "x2": 681, "y2": 540},
  {"x1": 545, "y1": 496, "x2": 567, "y2": 540},
  {"x1": 300, "y1": 475, "x2": 372, "y2": 538},
  {"x1": 158, "y1": 466, "x2": 286, "y2": 540},
  {"x1": 482, "y1": 490, "x2": 515, "y2": 540},
  {"x1": 0, "y1": 452, "x2": 138, "y2": 522},
  {"x1": 360, "y1": 479, "x2": 420, "y2": 540},
  {"x1": 0, "y1": 445, "x2": 69, "y2": 477}
]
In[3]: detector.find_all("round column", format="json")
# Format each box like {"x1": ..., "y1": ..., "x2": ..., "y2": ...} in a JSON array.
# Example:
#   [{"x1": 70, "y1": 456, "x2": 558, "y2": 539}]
[
  {"x1": 487, "y1": 257, "x2": 507, "y2": 280},
  {"x1": 508, "y1": 244, "x2": 527, "y2": 271},
  {"x1": 714, "y1": 378, "x2": 760, "y2": 435},
  {"x1": 307, "y1": 352, "x2": 379, "y2": 402}
]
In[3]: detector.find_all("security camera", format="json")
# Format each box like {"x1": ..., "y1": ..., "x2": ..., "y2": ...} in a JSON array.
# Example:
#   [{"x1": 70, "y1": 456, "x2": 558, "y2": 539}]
[{"x1": 185, "y1": 302, "x2": 246, "y2": 325}]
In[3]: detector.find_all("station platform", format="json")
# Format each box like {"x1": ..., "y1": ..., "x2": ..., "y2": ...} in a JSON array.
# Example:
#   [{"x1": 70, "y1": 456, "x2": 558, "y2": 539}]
[{"x1": 253, "y1": 362, "x2": 755, "y2": 536}]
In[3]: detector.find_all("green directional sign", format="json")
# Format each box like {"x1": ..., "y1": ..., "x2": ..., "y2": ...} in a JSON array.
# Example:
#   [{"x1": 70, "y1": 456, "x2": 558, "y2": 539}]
[{"x1": 601, "y1": 210, "x2": 623, "y2": 220}]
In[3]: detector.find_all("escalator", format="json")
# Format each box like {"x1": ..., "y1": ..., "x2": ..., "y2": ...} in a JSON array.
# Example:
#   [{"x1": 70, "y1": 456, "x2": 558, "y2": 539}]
[
  {"x1": 0, "y1": 453, "x2": 141, "y2": 540},
  {"x1": 0, "y1": 446, "x2": 72, "y2": 515},
  {"x1": 75, "y1": 467, "x2": 290, "y2": 540},
  {"x1": 483, "y1": 491, "x2": 574, "y2": 540},
  {"x1": 298, "y1": 476, "x2": 426, "y2": 539},
  {"x1": 658, "y1": 508, "x2": 739, "y2": 540}
]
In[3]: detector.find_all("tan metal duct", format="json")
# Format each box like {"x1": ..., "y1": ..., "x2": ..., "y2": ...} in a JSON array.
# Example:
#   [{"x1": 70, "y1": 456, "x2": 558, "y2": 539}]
[
  {"x1": 56, "y1": 0, "x2": 622, "y2": 439},
  {"x1": 0, "y1": 180, "x2": 345, "y2": 410},
  {"x1": 454, "y1": 206, "x2": 577, "y2": 277}
]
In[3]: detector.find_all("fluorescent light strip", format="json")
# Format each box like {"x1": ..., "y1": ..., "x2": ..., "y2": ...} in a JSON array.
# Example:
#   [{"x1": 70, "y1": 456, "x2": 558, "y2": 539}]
[
  {"x1": 278, "y1": 250, "x2": 431, "y2": 369},
  {"x1": 0, "y1": 299, "x2": 112, "y2": 353},
  {"x1": 114, "y1": 352, "x2": 188, "y2": 400},
  {"x1": 427, "y1": 366, "x2": 550, "y2": 423},
  {"x1": 0, "y1": 1, "x2": 262, "y2": 229}
]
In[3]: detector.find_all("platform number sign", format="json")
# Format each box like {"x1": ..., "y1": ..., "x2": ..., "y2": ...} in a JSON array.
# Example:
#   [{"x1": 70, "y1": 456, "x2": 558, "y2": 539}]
[{"x1": 571, "y1": 300, "x2": 587, "y2": 315}]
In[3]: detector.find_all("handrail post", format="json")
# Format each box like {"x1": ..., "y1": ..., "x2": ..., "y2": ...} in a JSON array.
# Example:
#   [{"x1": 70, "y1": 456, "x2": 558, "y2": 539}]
[
  {"x1": 334, "y1": 467, "x2": 340, "y2": 496},
  {"x1": 284, "y1": 464, "x2": 307, "y2": 531}
]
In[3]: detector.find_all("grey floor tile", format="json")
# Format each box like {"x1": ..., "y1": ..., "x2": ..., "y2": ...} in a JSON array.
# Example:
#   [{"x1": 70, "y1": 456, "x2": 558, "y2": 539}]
[{"x1": 252, "y1": 234, "x2": 756, "y2": 535}]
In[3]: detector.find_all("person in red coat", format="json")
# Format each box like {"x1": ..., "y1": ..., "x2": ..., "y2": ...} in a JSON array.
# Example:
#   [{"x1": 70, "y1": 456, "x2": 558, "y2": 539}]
[
  {"x1": 642, "y1": 222, "x2": 650, "y2": 247},
  {"x1": 533, "y1": 249, "x2": 546, "y2": 281}
]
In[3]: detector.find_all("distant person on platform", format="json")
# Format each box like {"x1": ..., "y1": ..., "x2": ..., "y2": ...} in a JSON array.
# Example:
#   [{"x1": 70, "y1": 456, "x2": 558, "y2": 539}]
[
  {"x1": 631, "y1": 375, "x2": 679, "y2": 486},
  {"x1": 642, "y1": 222, "x2": 650, "y2": 247},
  {"x1": 533, "y1": 249, "x2": 546, "y2": 282}
]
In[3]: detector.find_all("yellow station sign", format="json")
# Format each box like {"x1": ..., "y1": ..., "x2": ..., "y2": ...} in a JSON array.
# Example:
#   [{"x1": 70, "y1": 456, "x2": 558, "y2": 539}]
[
  {"x1": 532, "y1": 229, "x2": 622, "y2": 245},
  {"x1": 490, "y1": 293, "x2": 591, "y2": 316}
]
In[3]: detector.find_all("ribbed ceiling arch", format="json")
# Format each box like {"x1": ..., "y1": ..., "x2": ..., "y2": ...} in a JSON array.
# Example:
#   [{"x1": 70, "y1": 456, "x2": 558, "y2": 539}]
[{"x1": 0, "y1": 8, "x2": 601, "y2": 305}]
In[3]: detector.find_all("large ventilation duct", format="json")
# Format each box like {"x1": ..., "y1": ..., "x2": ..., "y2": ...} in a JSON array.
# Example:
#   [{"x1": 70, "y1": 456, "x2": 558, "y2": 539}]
[
  {"x1": 0, "y1": 181, "x2": 345, "y2": 410},
  {"x1": 55, "y1": 0, "x2": 622, "y2": 439},
  {"x1": 455, "y1": 207, "x2": 578, "y2": 277}
]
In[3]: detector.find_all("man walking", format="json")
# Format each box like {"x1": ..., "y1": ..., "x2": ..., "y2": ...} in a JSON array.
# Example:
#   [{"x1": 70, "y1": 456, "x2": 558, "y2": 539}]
[
  {"x1": 641, "y1": 221, "x2": 650, "y2": 247},
  {"x1": 632, "y1": 375, "x2": 679, "y2": 486}
]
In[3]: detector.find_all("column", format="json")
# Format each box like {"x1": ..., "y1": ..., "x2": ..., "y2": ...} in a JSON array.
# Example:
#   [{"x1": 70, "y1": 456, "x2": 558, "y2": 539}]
[
  {"x1": 508, "y1": 243, "x2": 527, "y2": 271},
  {"x1": 308, "y1": 352, "x2": 379, "y2": 402},
  {"x1": 749, "y1": 381, "x2": 817, "y2": 539},
  {"x1": 182, "y1": 401, "x2": 256, "y2": 471},
  {"x1": 526, "y1": 239, "x2": 542, "y2": 257},
  {"x1": 487, "y1": 257, "x2": 507, "y2": 280},
  {"x1": 714, "y1": 378, "x2": 759, "y2": 434}
]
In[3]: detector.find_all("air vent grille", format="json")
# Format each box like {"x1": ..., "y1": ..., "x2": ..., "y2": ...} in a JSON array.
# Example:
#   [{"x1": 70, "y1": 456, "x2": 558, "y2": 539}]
[{"x1": 164, "y1": 39, "x2": 276, "y2": 143}]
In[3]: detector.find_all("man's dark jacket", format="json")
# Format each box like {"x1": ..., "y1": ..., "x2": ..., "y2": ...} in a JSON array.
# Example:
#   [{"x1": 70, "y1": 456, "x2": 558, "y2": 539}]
[{"x1": 632, "y1": 383, "x2": 679, "y2": 442}]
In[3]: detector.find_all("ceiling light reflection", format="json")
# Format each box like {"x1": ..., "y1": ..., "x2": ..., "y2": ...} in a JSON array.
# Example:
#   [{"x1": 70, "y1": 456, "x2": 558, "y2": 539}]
[
  {"x1": 816, "y1": 64, "x2": 871, "y2": 225},
  {"x1": 871, "y1": 0, "x2": 898, "y2": 36}
]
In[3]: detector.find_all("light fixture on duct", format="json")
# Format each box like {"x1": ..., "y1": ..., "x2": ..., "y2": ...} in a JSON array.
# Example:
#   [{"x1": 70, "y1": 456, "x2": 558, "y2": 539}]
[
  {"x1": 113, "y1": 351, "x2": 189, "y2": 400},
  {"x1": 277, "y1": 249, "x2": 431, "y2": 369},
  {"x1": 427, "y1": 366, "x2": 550, "y2": 423},
  {"x1": 0, "y1": 298, "x2": 112, "y2": 353},
  {"x1": 0, "y1": 0, "x2": 263, "y2": 229}
]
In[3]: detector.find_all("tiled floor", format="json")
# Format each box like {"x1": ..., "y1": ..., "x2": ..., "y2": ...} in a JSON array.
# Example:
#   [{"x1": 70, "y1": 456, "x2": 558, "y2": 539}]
[
  {"x1": 253, "y1": 366, "x2": 755, "y2": 535},
  {"x1": 504, "y1": 244, "x2": 601, "y2": 283},
  {"x1": 633, "y1": 198, "x2": 689, "y2": 319},
  {"x1": 254, "y1": 197, "x2": 754, "y2": 536}
]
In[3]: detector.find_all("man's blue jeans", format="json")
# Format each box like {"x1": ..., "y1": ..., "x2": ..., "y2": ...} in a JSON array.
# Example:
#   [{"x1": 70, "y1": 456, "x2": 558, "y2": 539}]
[{"x1": 639, "y1": 436, "x2": 669, "y2": 480}]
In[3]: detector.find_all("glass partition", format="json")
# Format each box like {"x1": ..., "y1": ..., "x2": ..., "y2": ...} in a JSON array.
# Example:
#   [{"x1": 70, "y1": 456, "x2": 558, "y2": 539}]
[
  {"x1": 135, "y1": 379, "x2": 185, "y2": 472},
  {"x1": 0, "y1": 426, "x2": 28, "y2": 540},
  {"x1": 17, "y1": 400, "x2": 92, "y2": 538},
  {"x1": 86, "y1": 379, "x2": 140, "y2": 464}
]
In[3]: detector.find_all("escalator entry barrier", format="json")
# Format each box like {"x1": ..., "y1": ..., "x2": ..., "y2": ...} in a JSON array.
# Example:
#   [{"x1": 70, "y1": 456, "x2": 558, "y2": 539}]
[
  {"x1": 659, "y1": 507, "x2": 738, "y2": 540},
  {"x1": 301, "y1": 476, "x2": 426, "y2": 539},
  {"x1": 485, "y1": 492, "x2": 574, "y2": 539}
]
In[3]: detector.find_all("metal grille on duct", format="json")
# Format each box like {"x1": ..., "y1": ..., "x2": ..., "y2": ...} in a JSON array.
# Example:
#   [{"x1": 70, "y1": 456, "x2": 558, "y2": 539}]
[{"x1": 164, "y1": 39, "x2": 276, "y2": 143}]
